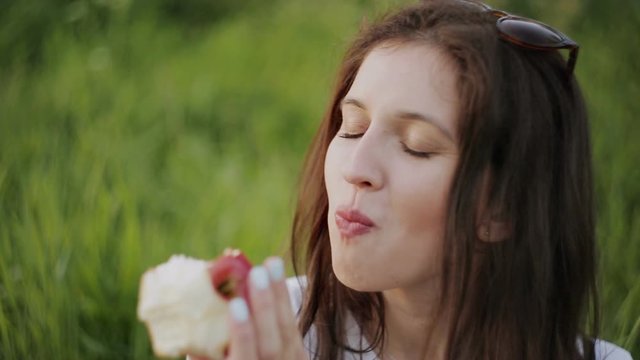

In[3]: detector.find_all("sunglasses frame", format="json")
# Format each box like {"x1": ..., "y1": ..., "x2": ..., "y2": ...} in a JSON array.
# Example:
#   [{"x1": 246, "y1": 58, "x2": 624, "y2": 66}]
[{"x1": 463, "y1": 1, "x2": 580, "y2": 75}]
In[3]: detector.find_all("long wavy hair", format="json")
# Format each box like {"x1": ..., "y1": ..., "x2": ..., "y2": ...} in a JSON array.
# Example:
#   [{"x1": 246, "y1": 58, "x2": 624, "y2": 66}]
[{"x1": 290, "y1": 1, "x2": 599, "y2": 359}]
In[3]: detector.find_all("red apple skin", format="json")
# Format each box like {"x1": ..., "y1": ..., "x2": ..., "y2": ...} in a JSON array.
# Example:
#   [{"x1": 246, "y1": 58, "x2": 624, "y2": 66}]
[{"x1": 208, "y1": 248, "x2": 252, "y2": 302}]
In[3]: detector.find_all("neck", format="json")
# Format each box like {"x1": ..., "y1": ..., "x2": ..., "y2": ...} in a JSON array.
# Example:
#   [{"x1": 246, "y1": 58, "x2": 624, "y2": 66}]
[{"x1": 377, "y1": 283, "x2": 449, "y2": 360}]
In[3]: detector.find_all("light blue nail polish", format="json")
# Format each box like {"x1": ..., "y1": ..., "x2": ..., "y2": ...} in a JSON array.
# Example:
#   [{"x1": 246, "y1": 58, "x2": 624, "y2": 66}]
[
  {"x1": 229, "y1": 298, "x2": 249, "y2": 322},
  {"x1": 250, "y1": 266, "x2": 270, "y2": 290},
  {"x1": 266, "y1": 258, "x2": 285, "y2": 281}
]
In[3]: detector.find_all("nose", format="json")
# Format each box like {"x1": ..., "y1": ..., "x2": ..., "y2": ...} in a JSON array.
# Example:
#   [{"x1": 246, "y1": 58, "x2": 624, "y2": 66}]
[{"x1": 341, "y1": 132, "x2": 384, "y2": 191}]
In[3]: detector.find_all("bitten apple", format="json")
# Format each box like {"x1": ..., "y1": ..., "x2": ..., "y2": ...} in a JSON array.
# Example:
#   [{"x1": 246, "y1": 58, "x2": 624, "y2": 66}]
[
  {"x1": 209, "y1": 248, "x2": 252, "y2": 301},
  {"x1": 137, "y1": 250, "x2": 252, "y2": 359}
]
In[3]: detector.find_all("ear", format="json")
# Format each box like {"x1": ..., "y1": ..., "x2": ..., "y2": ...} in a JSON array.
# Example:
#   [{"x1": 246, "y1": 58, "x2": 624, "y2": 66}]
[{"x1": 476, "y1": 169, "x2": 512, "y2": 242}]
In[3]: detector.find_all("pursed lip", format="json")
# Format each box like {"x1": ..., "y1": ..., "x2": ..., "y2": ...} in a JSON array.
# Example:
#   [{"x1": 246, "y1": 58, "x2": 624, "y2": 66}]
[{"x1": 335, "y1": 207, "x2": 376, "y2": 238}]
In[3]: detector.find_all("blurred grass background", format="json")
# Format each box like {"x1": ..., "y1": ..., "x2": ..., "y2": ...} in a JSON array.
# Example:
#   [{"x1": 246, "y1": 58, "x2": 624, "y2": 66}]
[{"x1": 0, "y1": 0, "x2": 638, "y2": 359}]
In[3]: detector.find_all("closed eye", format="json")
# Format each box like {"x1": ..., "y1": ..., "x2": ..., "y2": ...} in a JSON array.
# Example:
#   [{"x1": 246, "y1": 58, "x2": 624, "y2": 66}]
[
  {"x1": 338, "y1": 132, "x2": 364, "y2": 139},
  {"x1": 401, "y1": 143, "x2": 434, "y2": 159}
]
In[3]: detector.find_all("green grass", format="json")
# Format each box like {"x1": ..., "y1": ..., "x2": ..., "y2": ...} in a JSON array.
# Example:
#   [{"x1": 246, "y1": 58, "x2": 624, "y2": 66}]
[{"x1": 0, "y1": 0, "x2": 638, "y2": 359}]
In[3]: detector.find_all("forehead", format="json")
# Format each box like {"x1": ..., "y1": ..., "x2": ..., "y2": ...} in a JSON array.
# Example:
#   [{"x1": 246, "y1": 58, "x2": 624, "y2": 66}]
[{"x1": 345, "y1": 42, "x2": 460, "y2": 138}]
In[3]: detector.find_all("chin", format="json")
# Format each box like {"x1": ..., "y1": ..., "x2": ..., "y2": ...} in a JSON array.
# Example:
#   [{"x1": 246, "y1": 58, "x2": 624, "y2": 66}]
[
  {"x1": 331, "y1": 259, "x2": 384, "y2": 292},
  {"x1": 335, "y1": 272, "x2": 374, "y2": 292},
  {"x1": 329, "y1": 230, "x2": 390, "y2": 291}
]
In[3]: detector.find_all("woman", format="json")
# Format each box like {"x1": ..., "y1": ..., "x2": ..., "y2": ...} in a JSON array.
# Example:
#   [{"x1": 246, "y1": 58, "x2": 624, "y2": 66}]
[{"x1": 194, "y1": 0, "x2": 632, "y2": 359}]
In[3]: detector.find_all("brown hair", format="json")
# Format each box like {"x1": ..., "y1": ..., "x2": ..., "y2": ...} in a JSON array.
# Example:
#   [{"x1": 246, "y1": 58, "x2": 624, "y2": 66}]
[{"x1": 290, "y1": 1, "x2": 599, "y2": 359}]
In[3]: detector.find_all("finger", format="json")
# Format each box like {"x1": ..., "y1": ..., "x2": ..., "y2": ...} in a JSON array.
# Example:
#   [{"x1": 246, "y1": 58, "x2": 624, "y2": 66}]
[
  {"x1": 227, "y1": 297, "x2": 258, "y2": 360},
  {"x1": 264, "y1": 258, "x2": 301, "y2": 350},
  {"x1": 249, "y1": 266, "x2": 282, "y2": 360}
]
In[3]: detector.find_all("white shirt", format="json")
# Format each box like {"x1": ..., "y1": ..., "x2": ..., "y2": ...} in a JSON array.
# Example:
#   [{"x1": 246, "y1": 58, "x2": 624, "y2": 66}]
[{"x1": 286, "y1": 277, "x2": 633, "y2": 360}]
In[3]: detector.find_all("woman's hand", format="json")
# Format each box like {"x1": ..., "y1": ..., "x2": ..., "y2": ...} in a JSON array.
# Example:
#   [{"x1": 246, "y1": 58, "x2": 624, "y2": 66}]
[
  {"x1": 190, "y1": 257, "x2": 307, "y2": 360},
  {"x1": 226, "y1": 257, "x2": 307, "y2": 360}
]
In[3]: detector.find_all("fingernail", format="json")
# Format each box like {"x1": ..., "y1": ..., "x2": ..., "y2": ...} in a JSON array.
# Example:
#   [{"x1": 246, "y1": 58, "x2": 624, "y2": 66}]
[
  {"x1": 265, "y1": 257, "x2": 285, "y2": 281},
  {"x1": 229, "y1": 297, "x2": 249, "y2": 322},
  {"x1": 250, "y1": 266, "x2": 270, "y2": 290}
]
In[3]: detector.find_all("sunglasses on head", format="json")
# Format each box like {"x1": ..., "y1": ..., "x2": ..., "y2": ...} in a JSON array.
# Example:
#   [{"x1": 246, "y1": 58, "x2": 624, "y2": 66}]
[{"x1": 461, "y1": 0, "x2": 580, "y2": 75}]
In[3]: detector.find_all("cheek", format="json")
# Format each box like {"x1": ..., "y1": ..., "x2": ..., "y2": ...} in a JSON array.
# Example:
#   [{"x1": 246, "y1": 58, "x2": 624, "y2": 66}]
[
  {"x1": 395, "y1": 164, "x2": 452, "y2": 233},
  {"x1": 384, "y1": 160, "x2": 456, "y2": 279},
  {"x1": 324, "y1": 139, "x2": 343, "y2": 207}
]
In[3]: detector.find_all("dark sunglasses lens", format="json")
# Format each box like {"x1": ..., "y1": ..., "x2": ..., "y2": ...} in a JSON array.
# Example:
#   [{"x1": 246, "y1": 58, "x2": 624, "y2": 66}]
[{"x1": 497, "y1": 18, "x2": 564, "y2": 47}]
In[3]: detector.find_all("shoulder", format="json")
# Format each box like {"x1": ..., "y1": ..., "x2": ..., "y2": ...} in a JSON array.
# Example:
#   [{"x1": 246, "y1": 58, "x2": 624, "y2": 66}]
[
  {"x1": 594, "y1": 339, "x2": 633, "y2": 360},
  {"x1": 285, "y1": 277, "x2": 635, "y2": 360},
  {"x1": 286, "y1": 276, "x2": 323, "y2": 357},
  {"x1": 285, "y1": 276, "x2": 376, "y2": 360},
  {"x1": 286, "y1": 275, "x2": 307, "y2": 314}
]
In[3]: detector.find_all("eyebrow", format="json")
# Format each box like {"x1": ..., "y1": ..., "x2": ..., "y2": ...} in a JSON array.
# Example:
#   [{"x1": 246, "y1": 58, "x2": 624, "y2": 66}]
[{"x1": 340, "y1": 97, "x2": 455, "y2": 142}]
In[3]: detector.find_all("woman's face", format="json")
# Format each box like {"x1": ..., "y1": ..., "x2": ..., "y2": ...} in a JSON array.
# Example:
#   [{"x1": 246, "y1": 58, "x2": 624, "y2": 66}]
[{"x1": 324, "y1": 43, "x2": 460, "y2": 292}]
